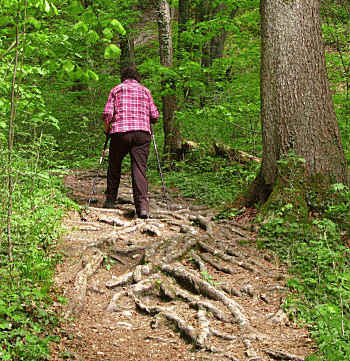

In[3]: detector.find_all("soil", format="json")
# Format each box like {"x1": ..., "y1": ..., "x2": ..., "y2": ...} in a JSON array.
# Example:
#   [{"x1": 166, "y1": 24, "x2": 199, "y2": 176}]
[{"x1": 50, "y1": 169, "x2": 315, "y2": 361}]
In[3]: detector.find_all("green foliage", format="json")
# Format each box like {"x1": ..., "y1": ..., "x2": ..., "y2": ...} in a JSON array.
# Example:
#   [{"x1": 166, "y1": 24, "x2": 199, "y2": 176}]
[
  {"x1": 104, "y1": 44, "x2": 121, "y2": 59},
  {"x1": 258, "y1": 185, "x2": 350, "y2": 360},
  {"x1": 148, "y1": 147, "x2": 259, "y2": 207},
  {"x1": 0, "y1": 151, "x2": 72, "y2": 360},
  {"x1": 321, "y1": 0, "x2": 350, "y2": 163},
  {"x1": 201, "y1": 270, "x2": 220, "y2": 286},
  {"x1": 1, "y1": 0, "x2": 350, "y2": 359}
]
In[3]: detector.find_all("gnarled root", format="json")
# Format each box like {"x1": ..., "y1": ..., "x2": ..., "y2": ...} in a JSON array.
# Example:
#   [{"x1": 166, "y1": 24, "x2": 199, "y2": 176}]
[
  {"x1": 66, "y1": 247, "x2": 104, "y2": 317},
  {"x1": 161, "y1": 263, "x2": 249, "y2": 328}
]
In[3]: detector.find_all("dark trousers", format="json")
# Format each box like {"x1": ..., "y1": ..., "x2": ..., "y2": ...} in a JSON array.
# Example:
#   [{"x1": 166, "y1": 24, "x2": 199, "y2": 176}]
[{"x1": 106, "y1": 131, "x2": 151, "y2": 214}]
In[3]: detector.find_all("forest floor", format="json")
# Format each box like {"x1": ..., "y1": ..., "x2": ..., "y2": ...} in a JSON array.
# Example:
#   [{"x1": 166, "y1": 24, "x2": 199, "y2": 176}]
[{"x1": 50, "y1": 169, "x2": 315, "y2": 361}]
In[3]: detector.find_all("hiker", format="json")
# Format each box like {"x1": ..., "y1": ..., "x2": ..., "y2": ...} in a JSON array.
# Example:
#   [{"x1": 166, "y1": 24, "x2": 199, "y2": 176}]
[{"x1": 102, "y1": 66, "x2": 159, "y2": 219}]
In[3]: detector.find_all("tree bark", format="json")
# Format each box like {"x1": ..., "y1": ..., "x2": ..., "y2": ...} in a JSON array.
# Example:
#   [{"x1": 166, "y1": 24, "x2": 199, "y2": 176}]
[
  {"x1": 197, "y1": 2, "x2": 237, "y2": 108},
  {"x1": 198, "y1": 2, "x2": 237, "y2": 67},
  {"x1": 178, "y1": 0, "x2": 190, "y2": 51},
  {"x1": 155, "y1": 0, "x2": 182, "y2": 161},
  {"x1": 209, "y1": 5, "x2": 238, "y2": 64},
  {"x1": 247, "y1": 0, "x2": 349, "y2": 204},
  {"x1": 120, "y1": 34, "x2": 135, "y2": 77},
  {"x1": 197, "y1": 0, "x2": 211, "y2": 68}
]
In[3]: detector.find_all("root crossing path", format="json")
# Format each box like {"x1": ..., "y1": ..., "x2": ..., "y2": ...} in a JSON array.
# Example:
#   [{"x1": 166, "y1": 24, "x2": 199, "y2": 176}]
[{"x1": 51, "y1": 170, "x2": 314, "y2": 361}]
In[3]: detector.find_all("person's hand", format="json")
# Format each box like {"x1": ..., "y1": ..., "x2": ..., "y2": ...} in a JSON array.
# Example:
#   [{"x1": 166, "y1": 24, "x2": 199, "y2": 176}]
[{"x1": 103, "y1": 119, "x2": 110, "y2": 134}]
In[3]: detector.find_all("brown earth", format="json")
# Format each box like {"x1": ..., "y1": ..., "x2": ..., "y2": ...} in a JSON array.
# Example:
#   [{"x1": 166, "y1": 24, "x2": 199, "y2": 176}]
[{"x1": 50, "y1": 169, "x2": 315, "y2": 361}]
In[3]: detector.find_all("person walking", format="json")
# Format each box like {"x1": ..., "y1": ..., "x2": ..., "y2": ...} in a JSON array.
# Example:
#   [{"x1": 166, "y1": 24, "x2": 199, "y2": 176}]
[{"x1": 102, "y1": 66, "x2": 159, "y2": 219}]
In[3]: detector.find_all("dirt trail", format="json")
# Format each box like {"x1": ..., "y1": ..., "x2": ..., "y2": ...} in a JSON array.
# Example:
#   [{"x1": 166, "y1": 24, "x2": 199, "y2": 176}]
[{"x1": 51, "y1": 170, "x2": 314, "y2": 361}]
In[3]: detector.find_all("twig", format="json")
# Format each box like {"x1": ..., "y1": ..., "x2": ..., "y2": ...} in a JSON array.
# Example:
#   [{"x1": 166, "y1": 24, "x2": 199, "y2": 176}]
[{"x1": 0, "y1": 33, "x2": 24, "y2": 60}]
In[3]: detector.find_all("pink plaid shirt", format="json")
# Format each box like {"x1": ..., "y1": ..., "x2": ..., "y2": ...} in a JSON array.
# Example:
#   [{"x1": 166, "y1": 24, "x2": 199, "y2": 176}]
[{"x1": 103, "y1": 79, "x2": 159, "y2": 134}]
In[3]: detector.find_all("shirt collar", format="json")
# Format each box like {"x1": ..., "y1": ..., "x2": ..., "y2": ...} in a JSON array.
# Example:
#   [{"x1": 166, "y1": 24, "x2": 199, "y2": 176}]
[{"x1": 124, "y1": 79, "x2": 139, "y2": 84}]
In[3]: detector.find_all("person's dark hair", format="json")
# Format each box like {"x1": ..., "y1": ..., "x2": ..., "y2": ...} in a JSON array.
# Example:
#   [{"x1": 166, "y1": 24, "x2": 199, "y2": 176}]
[{"x1": 121, "y1": 66, "x2": 140, "y2": 82}]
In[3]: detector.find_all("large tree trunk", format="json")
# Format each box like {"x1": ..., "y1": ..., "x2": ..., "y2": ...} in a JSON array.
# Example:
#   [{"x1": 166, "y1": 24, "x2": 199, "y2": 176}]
[
  {"x1": 178, "y1": 0, "x2": 190, "y2": 52},
  {"x1": 120, "y1": 35, "x2": 135, "y2": 77},
  {"x1": 197, "y1": 0, "x2": 211, "y2": 68},
  {"x1": 246, "y1": 0, "x2": 349, "y2": 205},
  {"x1": 197, "y1": 2, "x2": 237, "y2": 108},
  {"x1": 155, "y1": 0, "x2": 182, "y2": 161},
  {"x1": 209, "y1": 5, "x2": 238, "y2": 63},
  {"x1": 198, "y1": 2, "x2": 236, "y2": 68}
]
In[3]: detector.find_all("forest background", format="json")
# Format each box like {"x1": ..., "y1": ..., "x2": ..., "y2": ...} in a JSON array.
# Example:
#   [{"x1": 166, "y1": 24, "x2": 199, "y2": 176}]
[{"x1": 1, "y1": 0, "x2": 350, "y2": 360}]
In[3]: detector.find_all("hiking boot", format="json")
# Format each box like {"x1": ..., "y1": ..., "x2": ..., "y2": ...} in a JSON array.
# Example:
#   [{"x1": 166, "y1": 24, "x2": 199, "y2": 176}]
[
  {"x1": 138, "y1": 209, "x2": 148, "y2": 219},
  {"x1": 103, "y1": 199, "x2": 116, "y2": 209}
]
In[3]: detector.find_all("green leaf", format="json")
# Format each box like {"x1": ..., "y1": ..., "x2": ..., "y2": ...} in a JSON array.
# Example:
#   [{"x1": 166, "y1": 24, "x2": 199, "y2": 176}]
[
  {"x1": 73, "y1": 21, "x2": 88, "y2": 33},
  {"x1": 110, "y1": 19, "x2": 126, "y2": 35},
  {"x1": 0, "y1": 321, "x2": 12, "y2": 330},
  {"x1": 51, "y1": 3, "x2": 58, "y2": 15},
  {"x1": 63, "y1": 60, "x2": 75, "y2": 73},
  {"x1": 103, "y1": 27, "x2": 114, "y2": 40},
  {"x1": 104, "y1": 44, "x2": 121, "y2": 59},
  {"x1": 331, "y1": 183, "x2": 346, "y2": 192},
  {"x1": 69, "y1": 0, "x2": 84, "y2": 16},
  {"x1": 44, "y1": 0, "x2": 50, "y2": 13},
  {"x1": 87, "y1": 70, "x2": 99, "y2": 82},
  {"x1": 0, "y1": 99, "x2": 6, "y2": 113},
  {"x1": 70, "y1": 67, "x2": 83, "y2": 81},
  {"x1": 27, "y1": 16, "x2": 41, "y2": 30},
  {"x1": 87, "y1": 29, "x2": 99, "y2": 44},
  {"x1": 0, "y1": 16, "x2": 14, "y2": 27},
  {"x1": 82, "y1": 9, "x2": 98, "y2": 27}
]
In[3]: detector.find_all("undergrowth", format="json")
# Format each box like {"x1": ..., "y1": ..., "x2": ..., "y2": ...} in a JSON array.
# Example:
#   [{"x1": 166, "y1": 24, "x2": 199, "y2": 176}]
[
  {"x1": 0, "y1": 2, "x2": 349, "y2": 360},
  {"x1": 0, "y1": 150, "x2": 75, "y2": 361},
  {"x1": 148, "y1": 152, "x2": 259, "y2": 207},
  {"x1": 258, "y1": 185, "x2": 350, "y2": 361}
]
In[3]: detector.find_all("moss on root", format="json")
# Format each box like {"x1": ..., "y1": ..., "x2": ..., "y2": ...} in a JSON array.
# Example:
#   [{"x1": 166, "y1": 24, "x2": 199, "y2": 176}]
[
  {"x1": 260, "y1": 156, "x2": 311, "y2": 222},
  {"x1": 237, "y1": 154, "x2": 350, "y2": 233}
]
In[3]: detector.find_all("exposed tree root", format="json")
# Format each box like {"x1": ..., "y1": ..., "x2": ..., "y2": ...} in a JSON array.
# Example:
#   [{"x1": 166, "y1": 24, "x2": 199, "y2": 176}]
[
  {"x1": 101, "y1": 229, "x2": 301, "y2": 359},
  {"x1": 135, "y1": 296, "x2": 240, "y2": 361},
  {"x1": 106, "y1": 271, "x2": 134, "y2": 289},
  {"x1": 200, "y1": 252, "x2": 236, "y2": 274},
  {"x1": 161, "y1": 263, "x2": 249, "y2": 327},
  {"x1": 264, "y1": 348, "x2": 305, "y2": 361},
  {"x1": 198, "y1": 240, "x2": 256, "y2": 272},
  {"x1": 112, "y1": 244, "x2": 149, "y2": 256},
  {"x1": 98, "y1": 214, "x2": 129, "y2": 227},
  {"x1": 87, "y1": 206, "x2": 124, "y2": 215},
  {"x1": 59, "y1": 171, "x2": 313, "y2": 361},
  {"x1": 190, "y1": 251, "x2": 208, "y2": 273},
  {"x1": 243, "y1": 339, "x2": 259, "y2": 360},
  {"x1": 107, "y1": 275, "x2": 159, "y2": 312},
  {"x1": 159, "y1": 280, "x2": 232, "y2": 323},
  {"x1": 66, "y1": 248, "x2": 104, "y2": 317},
  {"x1": 267, "y1": 308, "x2": 289, "y2": 325},
  {"x1": 162, "y1": 237, "x2": 198, "y2": 263},
  {"x1": 189, "y1": 214, "x2": 214, "y2": 234}
]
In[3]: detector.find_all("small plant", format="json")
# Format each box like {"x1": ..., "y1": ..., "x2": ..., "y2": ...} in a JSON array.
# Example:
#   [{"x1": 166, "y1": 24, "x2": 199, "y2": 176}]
[
  {"x1": 201, "y1": 270, "x2": 220, "y2": 286},
  {"x1": 104, "y1": 256, "x2": 115, "y2": 271},
  {"x1": 258, "y1": 184, "x2": 350, "y2": 361},
  {"x1": 0, "y1": 150, "x2": 70, "y2": 361}
]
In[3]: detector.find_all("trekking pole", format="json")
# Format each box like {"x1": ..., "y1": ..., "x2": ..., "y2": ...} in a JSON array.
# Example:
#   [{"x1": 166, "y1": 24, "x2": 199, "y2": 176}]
[
  {"x1": 151, "y1": 132, "x2": 168, "y2": 207},
  {"x1": 81, "y1": 133, "x2": 110, "y2": 221}
]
